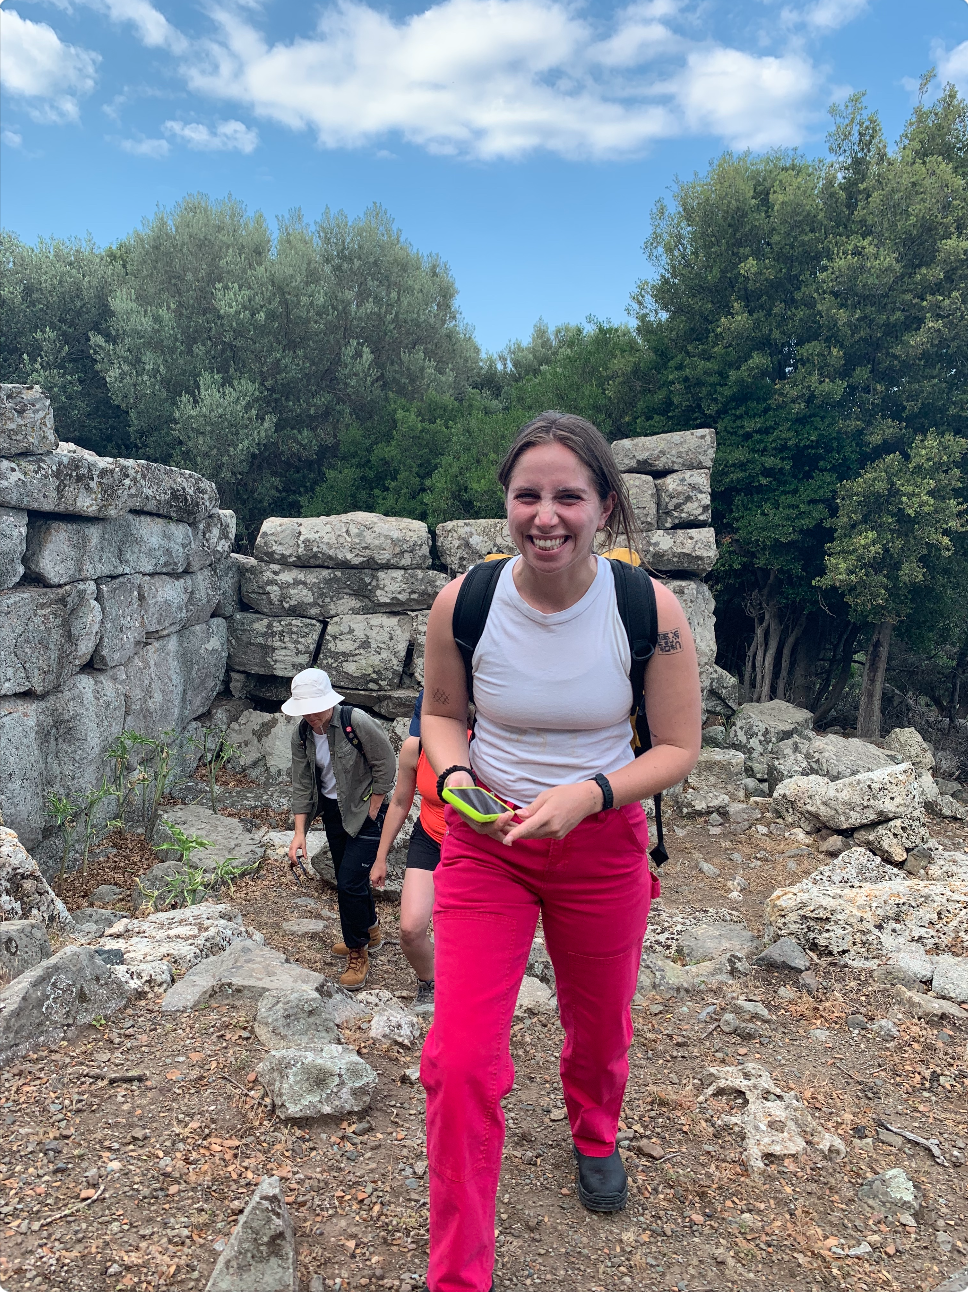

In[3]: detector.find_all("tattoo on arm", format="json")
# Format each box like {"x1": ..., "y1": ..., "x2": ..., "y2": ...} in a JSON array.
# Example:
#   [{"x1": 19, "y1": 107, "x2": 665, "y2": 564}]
[
  {"x1": 432, "y1": 687, "x2": 450, "y2": 704},
  {"x1": 657, "y1": 629, "x2": 683, "y2": 654}
]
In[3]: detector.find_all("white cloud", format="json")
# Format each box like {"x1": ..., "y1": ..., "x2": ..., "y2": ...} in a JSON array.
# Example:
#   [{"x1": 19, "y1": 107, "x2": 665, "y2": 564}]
[
  {"x1": 0, "y1": 6, "x2": 99, "y2": 122},
  {"x1": 183, "y1": 0, "x2": 825, "y2": 160},
  {"x1": 784, "y1": 0, "x2": 867, "y2": 34},
  {"x1": 2, "y1": 128, "x2": 24, "y2": 147},
  {"x1": 84, "y1": 0, "x2": 186, "y2": 53},
  {"x1": 937, "y1": 40, "x2": 968, "y2": 93},
  {"x1": 163, "y1": 118, "x2": 260, "y2": 152},
  {"x1": 118, "y1": 134, "x2": 170, "y2": 156}
]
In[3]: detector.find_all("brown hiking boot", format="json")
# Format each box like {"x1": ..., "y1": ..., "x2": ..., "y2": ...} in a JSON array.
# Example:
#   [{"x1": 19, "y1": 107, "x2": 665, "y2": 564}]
[
  {"x1": 332, "y1": 921, "x2": 383, "y2": 957},
  {"x1": 339, "y1": 947, "x2": 369, "y2": 991}
]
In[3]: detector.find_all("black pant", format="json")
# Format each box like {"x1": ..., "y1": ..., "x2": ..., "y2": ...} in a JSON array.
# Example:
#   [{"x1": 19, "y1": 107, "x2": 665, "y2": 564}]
[{"x1": 316, "y1": 794, "x2": 381, "y2": 950}]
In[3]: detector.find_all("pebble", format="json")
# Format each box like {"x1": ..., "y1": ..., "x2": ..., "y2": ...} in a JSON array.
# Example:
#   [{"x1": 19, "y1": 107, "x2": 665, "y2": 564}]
[
  {"x1": 799, "y1": 969, "x2": 819, "y2": 996},
  {"x1": 809, "y1": 1028, "x2": 830, "y2": 1042},
  {"x1": 698, "y1": 861, "x2": 721, "y2": 878},
  {"x1": 707, "y1": 814, "x2": 723, "y2": 827},
  {"x1": 719, "y1": 1012, "x2": 738, "y2": 1034},
  {"x1": 846, "y1": 1014, "x2": 868, "y2": 1030},
  {"x1": 729, "y1": 875, "x2": 749, "y2": 892},
  {"x1": 871, "y1": 1018, "x2": 899, "y2": 1040},
  {"x1": 735, "y1": 999, "x2": 771, "y2": 1021}
]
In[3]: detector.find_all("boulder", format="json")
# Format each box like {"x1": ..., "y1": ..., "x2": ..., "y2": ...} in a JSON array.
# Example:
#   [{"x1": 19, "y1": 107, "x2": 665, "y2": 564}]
[
  {"x1": 640, "y1": 527, "x2": 717, "y2": 574},
  {"x1": 665, "y1": 579, "x2": 716, "y2": 671},
  {"x1": 803, "y1": 734, "x2": 901, "y2": 781},
  {"x1": 0, "y1": 919, "x2": 52, "y2": 981},
  {"x1": 254, "y1": 989, "x2": 340, "y2": 1049},
  {"x1": 184, "y1": 509, "x2": 236, "y2": 573},
  {"x1": 884, "y1": 727, "x2": 935, "y2": 772},
  {"x1": 91, "y1": 575, "x2": 144, "y2": 668},
  {"x1": 932, "y1": 956, "x2": 968, "y2": 1004},
  {"x1": 152, "y1": 805, "x2": 267, "y2": 870},
  {"x1": 254, "y1": 513, "x2": 431, "y2": 569},
  {"x1": 612, "y1": 428, "x2": 716, "y2": 473},
  {"x1": 89, "y1": 883, "x2": 125, "y2": 906},
  {"x1": 729, "y1": 701, "x2": 814, "y2": 759},
  {"x1": 228, "y1": 613, "x2": 321, "y2": 678},
  {"x1": 138, "y1": 567, "x2": 221, "y2": 639},
  {"x1": 702, "y1": 663, "x2": 738, "y2": 718},
  {"x1": 927, "y1": 793, "x2": 968, "y2": 821},
  {"x1": 120, "y1": 618, "x2": 228, "y2": 738},
  {"x1": 638, "y1": 950, "x2": 751, "y2": 995},
  {"x1": 23, "y1": 513, "x2": 196, "y2": 586},
  {"x1": 434, "y1": 519, "x2": 515, "y2": 574},
  {"x1": 99, "y1": 904, "x2": 255, "y2": 975},
  {"x1": 318, "y1": 614, "x2": 413, "y2": 691},
  {"x1": 893, "y1": 983, "x2": 968, "y2": 1028},
  {"x1": 0, "y1": 581, "x2": 101, "y2": 696},
  {"x1": 223, "y1": 710, "x2": 295, "y2": 785},
  {"x1": 515, "y1": 976, "x2": 556, "y2": 1015},
  {"x1": 678, "y1": 789, "x2": 730, "y2": 817},
  {"x1": 655, "y1": 469, "x2": 711, "y2": 528},
  {"x1": 767, "y1": 738, "x2": 812, "y2": 794},
  {"x1": 0, "y1": 828, "x2": 74, "y2": 927},
  {"x1": 256, "y1": 1046, "x2": 378, "y2": 1118},
  {"x1": 771, "y1": 775, "x2": 830, "y2": 830},
  {"x1": 686, "y1": 748, "x2": 746, "y2": 800},
  {"x1": 369, "y1": 1003, "x2": 422, "y2": 1046},
  {"x1": 806, "y1": 847, "x2": 901, "y2": 886},
  {"x1": 796, "y1": 763, "x2": 923, "y2": 832},
  {"x1": 853, "y1": 814, "x2": 929, "y2": 864},
  {"x1": 72, "y1": 908, "x2": 123, "y2": 935},
  {"x1": 857, "y1": 1168, "x2": 924, "y2": 1220},
  {"x1": 753, "y1": 937, "x2": 810, "y2": 973},
  {"x1": 0, "y1": 945, "x2": 131, "y2": 1062},
  {"x1": 675, "y1": 922, "x2": 762, "y2": 963},
  {"x1": 205, "y1": 1175, "x2": 297, "y2": 1292},
  {"x1": 0, "y1": 443, "x2": 218, "y2": 522},
  {"x1": 237, "y1": 558, "x2": 447, "y2": 618},
  {"x1": 161, "y1": 940, "x2": 325, "y2": 1011},
  {"x1": 213, "y1": 553, "x2": 241, "y2": 617},
  {"x1": 621, "y1": 473, "x2": 657, "y2": 532},
  {"x1": 0, "y1": 507, "x2": 27, "y2": 590},
  {"x1": 0, "y1": 384, "x2": 58, "y2": 454}
]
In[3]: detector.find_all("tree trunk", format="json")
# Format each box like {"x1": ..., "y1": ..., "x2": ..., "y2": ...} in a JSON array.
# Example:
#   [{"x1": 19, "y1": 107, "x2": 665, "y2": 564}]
[
  {"x1": 745, "y1": 609, "x2": 768, "y2": 704},
  {"x1": 757, "y1": 603, "x2": 784, "y2": 702},
  {"x1": 790, "y1": 613, "x2": 819, "y2": 709},
  {"x1": 776, "y1": 611, "x2": 808, "y2": 703},
  {"x1": 856, "y1": 620, "x2": 893, "y2": 739},
  {"x1": 813, "y1": 625, "x2": 862, "y2": 725}
]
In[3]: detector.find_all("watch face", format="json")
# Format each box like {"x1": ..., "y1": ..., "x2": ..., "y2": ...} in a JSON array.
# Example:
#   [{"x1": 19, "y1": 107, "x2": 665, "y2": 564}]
[{"x1": 444, "y1": 786, "x2": 509, "y2": 816}]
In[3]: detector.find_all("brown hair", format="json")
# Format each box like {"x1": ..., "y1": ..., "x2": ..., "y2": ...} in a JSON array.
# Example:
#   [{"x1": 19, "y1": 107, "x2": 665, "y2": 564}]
[{"x1": 497, "y1": 411, "x2": 639, "y2": 555}]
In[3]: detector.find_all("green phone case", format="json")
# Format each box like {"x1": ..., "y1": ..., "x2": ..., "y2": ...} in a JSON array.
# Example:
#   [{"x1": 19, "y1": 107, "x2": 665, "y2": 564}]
[{"x1": 441, "y1": 786, "x2": 512, "y2": 823}]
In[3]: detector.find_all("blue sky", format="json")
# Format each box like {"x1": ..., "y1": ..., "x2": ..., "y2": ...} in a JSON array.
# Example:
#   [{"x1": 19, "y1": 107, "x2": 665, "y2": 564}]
[{"x1": 1, "y1": 0, "x2": 967, "y2": 354}]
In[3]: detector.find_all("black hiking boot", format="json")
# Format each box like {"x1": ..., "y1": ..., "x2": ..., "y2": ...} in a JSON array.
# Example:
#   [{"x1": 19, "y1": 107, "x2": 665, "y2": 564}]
[{"x1": 573, "y1": 1145, "x2": 628, "y2": 1213}]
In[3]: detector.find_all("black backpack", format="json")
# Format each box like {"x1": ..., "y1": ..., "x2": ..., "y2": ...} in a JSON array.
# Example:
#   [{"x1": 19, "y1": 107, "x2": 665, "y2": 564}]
[{"x1": 452, "y1": 557, "x2": 668, "y2": 866}]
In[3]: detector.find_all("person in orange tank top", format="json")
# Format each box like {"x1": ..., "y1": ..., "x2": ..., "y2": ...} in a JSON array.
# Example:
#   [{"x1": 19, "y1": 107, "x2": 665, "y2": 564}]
[{"x1": 371, "y1": 691, "x2": 457, "y2": 1013}]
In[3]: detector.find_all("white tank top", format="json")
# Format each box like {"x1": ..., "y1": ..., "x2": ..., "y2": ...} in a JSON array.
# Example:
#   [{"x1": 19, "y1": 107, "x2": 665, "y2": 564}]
[{"x1": 469, "y1": 556, "x2": 634, "y2": 806}]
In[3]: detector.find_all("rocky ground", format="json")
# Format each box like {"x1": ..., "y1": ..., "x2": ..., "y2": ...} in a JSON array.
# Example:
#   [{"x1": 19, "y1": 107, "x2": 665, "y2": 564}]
[{"x1": 2, "y1": 777, "x2": 967, "y2": 1292}]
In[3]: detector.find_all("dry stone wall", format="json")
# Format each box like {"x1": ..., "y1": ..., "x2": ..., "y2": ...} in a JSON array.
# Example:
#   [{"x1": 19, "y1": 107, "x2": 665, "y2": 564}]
[{"x1": 0, "y1": 385, "x2": 236, "y2": 873}]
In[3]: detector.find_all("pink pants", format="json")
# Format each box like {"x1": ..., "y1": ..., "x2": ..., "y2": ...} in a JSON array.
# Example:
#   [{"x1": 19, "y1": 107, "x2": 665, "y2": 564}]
[{"x1": 420, "y1": 801, "x2": 658, "y2": 1292}]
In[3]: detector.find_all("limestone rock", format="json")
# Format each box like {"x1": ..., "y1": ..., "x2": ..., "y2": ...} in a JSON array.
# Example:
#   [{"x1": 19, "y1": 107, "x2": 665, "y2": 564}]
[
  {"x1": 162, "y1": 940, "x2": 325, "y2": 1012},
  {"x1": 318, "y1": 614, "x2": 412, "y2": 691},
  {"x1": 771, "y1": 775, "x2": 830, "y2": 829},
  {"x1": 223, "y1": 710, "x2": 295, "y2": 785},
  {"x1": 665, "y1": 579, "x2": 716, "y2": 671},
  {"x1": 515, "y1": 976, "x2": 555, "y2": 1015},
  {"x1": 797, "y1": 764, "x2": 923, "y2": 832},
  {"x1": 527, "y1": 938, "x2": 556, "y2": 988},
  {"x1": 138, "y1": 567, "x2": 222, "y2": 639},
  {"x1": 927, "y1": 793, "x2": 968, "y2": 821},
  {"x1": 89, "y1": 883, "x2": 125, "y2": 906},
  {"x1": 754, "y1": 937, "x2": 810, "y2": 972},
  {"x1": 254, "y1": 513, "x2": 431, "y2": 569},
  {"x1": 338, "y1": 688, "x2": 422, "y2": 720},
  {"x1": 621, "y1": 473, "x2": 657, "y2": 532},
  {"x1": 408, "y1": 610, "x2": 430, "y2": 687},
  {"x1": 0, "y1": 581, "x2": 101, "y2": 696},
  {"x1": 893, "y1": 983, "x2": 968, "y2": 1028},
  {"x1": 369, "y1": 1003, "x2": 422, "y2": 1046},
  {"x1": 804, "y1": 734, "x2": 901, "y2": 781},
  {"x1": 655, "y1": 469, "x2": 711, "y2": 528},
  {"x1": 807, "y1": 848, "x2": 900, "y2": 885},
  {"x1": 858, "y1": 1168, "x2": 924, "y2": 1219},
  {"x1": 184, "y1": 509, "x2": 236, "y2": 573},
  {"x1": 72, "y1": 908, "x2": 123, "y2": 935},
  {"x1": 91, "y1": 575, "x2": 144, "y2": 668},
  {"x1": 612, "y1": 428, "x2": 716, "y2": 473},
  {"x1": 729, "y1": 701, "x2": 814, "y2": 759},
  {"x1": 152, "y1": 805, "x2": 267, "y2": 870},
  {"x1": 702, "y1": 663, "x2": 738, "y2": 718},
  {"x1": 229, "y1": 673, "x2": 292, "y2": 706},
  {"x1": 0, "y1": 384, "x2": 58, "y2": 454},
  {"x1": 213, "y1": 554, "x2": 241, "y2": 617},
  {"x1": 0, "y1": 945, "x2": 131, "y2": 1063},
  {"x1": 0, "y1": 507, "x2": 27, "y2": 590},
  {"x1": 98, "y1": 904, "x2": 255, "y2": 974},
  {"x1": 932, "y1": 956, "x2": 968, "y2": 1004},
  {"x1": 767, "y1": 738, "x2": 812, "y2": 794},
  {"x1": 121, "y1": 618, "x2": 228, "y2": 738},
  {"x1": 884, "y1": 727, "x2": 935, "y2": 772},
  {"x1": 678, "y1": 789, "x2": 730, "y2": 817},
  {"x1": 256, "y1": 1046, "x2": 378, "y2": 1118},
  {"x1": 686, "y1": 748, "x2": 746, "y2": 800},
  {"x1": 0, "y1": 444, "x2": 218, "y2": 522},
  {"x1": 853, "y1": 814, "x2": 929, "y2": 864},
  {"x1": 23, "y1": 513, "x2": 196, "y2": 586},
  {"x1": 675, "y1": 923, "x2": 761, "y2": 963},
  {"x1": 0, "y1": 829, "x2": 73, "y2": 928},
  {"x1": 0, "y1": 919, "x2": 52, "y2": 981},
  {"x1": 205, "y1": 1175, "x2": 297, "y2": 1292},
  {"x1": 228, "y1": 613, "x2": 320, "y2": 678},
  {"x1": 637, "y1": 950, "x2": 750, "y2": 995},
  {"x1": 237, "y1": 558, "x2": 447, "y2": 618},
  {"x1": 434, "y1": 518, "x2": 515, "y2": 574},
  {"x1": 640, "y1": 527, "x2": 717, "y2": 574},
  {"x1": 254, "y1": 989, "x2": 340, "y2": 1050},
  {"x1": 698, "y1": 1062, "x2": 845, "y2": 1174}
]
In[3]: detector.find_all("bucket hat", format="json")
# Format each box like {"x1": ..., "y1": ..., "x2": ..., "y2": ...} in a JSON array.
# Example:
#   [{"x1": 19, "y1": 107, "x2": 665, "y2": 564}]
[{"x1": 281, "y1": 668, "x2": 344, "y2": 717}]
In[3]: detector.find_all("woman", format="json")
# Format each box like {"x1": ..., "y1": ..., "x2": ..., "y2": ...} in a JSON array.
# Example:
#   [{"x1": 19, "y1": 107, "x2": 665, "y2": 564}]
[
  {"x1": 370, "y1": 692, "x2": 446, "y2": 1013},
  {"x1": 418, "y1": 412, "x2": 702, "y2": 1292}
]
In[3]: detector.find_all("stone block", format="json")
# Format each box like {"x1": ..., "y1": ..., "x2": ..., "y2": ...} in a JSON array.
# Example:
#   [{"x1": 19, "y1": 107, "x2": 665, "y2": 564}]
[
  {"x1": 184, "y1": 509, "x2": 236, "y2": 573},
  {"x1": 212, "y1": 554, "x2": 241, "y2": 617},
  {"x1": 640, "y1": 527, "x2": 717, "y2": 574},
  {"x1": 884, "y1": 727, "x2": 935, "y2": 772},
  {"x1": 771, "y1": 774, "x2": 831, "y2": 830},
  {"x1": 675, "y1": 923, "x2": 761, "y2": 963},
  {"x1": 797, "y1": 763, "x2": 923, "y2": 832},
  {"x1": 612, "y1": 428, "x2": 716, "y2": 474},
  {"x1": 121, "y1": 618, "x2": 228, "y2": 738},
  {"x1": 0, "y1": 826, "x2": 75, "y2": 927},
  {"x1": 655, "y1": 470, "x2": 711, "y2": 528},
  {"x1": 161, "y1": 940, "x2": 325, "y2": 1011},
  {"x1": 92, "y1": 575, "x2": 144, "y2": 668},
  {"x1": 434, "y1": 518, "x2": 515, "y2": 574},
  {"x1": 804, "y1": 734, "x2": 901, "y2": 781},
  {"x1": 0, "y1": 507, "x2": 27, "y2": 590},
  {"x1": 237, "y1": 557, "x2": 448, "y2": 618},
  {"x1": 254, "y1": 989, "x2": 340, "y2": 1050},
  {"x1": 0, "y1": 919, "x2": 52, "y2": 981},
  {"x1": 728, "y1": 700, "x2": 814, "y2": 759},
  {"x1": 621, "y1": 473, "x2": 657, "y2": 532},
  {"x1": 23, "y1": 513, "x2": 195, "y2": 586},
  {"x1": 0, "y1": 945, "x2": 131, "y2": 1063},
  {"x1": 702, "y1": 663, "x2": 739, "y2": 717},
  {"x1": 254, "y1": 513, "x2": 431, "y2": 569},
  {"x1": 257, "y1": 1046, "x2": 378, "y2": 1119},
  {"x1": 223, "y1": 710, "x2": 296, "y2": 786},
  {"x1": 0, "y1": 581, "x2": 101, "y2": 696},
  {"x1": 228, "y1": 613, "x2": 321, "y2": 678},
  {"x1": 339, "y1": 689, "x2": 422, "y2": 720},
  {"x1": 409, "y1": 610, "x2": 430, "y2": 686},
  {"x1": 932, "y1": 955, "x2": 968, "y2": 1004},
  {"x1": 318, "y1": 614, "x2": 413, "y2": 691},
  {"x1": 229, "y1": 672, "x2": 293, "y2": 706},
  {"x1": 853, "y1": 814, "x2": 929, "y2": 864},
  {"x1": 139, "y1": 567, "x2": 221, "y2": 639},
  {"x1": 0, "y1": 443, "x2": 218, "y2": 522},
  {"x1": 664, "y1": 578, "x2": 716, "y2": 670},
  {"x1": 205, "y1": 1175, "x2": 297, "y2": 1292},
  {"x1": 0, "y1": 384, "x2": 58, "y2": 454},
  {"x1": 152, "y1": 805, "x2": 267, "y2": 870},
  {"x1": 767, "y1": 737, "x2": 811, "y2": 794},
  {"x1": 687, "y1": 748, "x2": 746, "y2": 799}
]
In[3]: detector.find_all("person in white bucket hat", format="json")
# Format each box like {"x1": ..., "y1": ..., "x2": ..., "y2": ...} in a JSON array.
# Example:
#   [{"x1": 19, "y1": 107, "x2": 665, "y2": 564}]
[{"x1": 285, "y1": 668, "x2": 396, "y2": 990}]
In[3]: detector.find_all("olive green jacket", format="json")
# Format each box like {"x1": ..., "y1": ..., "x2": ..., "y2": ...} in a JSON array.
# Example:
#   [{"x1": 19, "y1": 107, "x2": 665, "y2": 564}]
[{"x1": 290, "y1": 705, "x2": 396, "y2": 838}]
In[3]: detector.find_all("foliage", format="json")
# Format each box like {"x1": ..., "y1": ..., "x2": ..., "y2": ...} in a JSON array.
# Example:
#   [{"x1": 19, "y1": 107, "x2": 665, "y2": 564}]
[
  {"x1": 190, "y1": 727, "x2": 240, "y2": 814},
  {"x1": 45, "y1": 793, "x2": 78, "y2": 884}
]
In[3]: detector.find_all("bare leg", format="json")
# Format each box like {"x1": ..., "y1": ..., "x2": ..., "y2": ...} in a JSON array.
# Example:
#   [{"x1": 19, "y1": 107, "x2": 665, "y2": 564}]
[{"x1": 399, "y1": 867, "x2": 436, "y2": 982}]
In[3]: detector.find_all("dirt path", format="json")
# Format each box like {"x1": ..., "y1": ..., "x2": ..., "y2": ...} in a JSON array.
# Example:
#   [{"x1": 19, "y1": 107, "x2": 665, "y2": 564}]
[{"x1": 2, "y1": 800, "x2": 967, "y2": 1292}]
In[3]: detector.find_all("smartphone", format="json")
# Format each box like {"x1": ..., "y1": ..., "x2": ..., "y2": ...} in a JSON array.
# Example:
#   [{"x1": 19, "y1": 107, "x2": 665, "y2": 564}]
[{"x1": 441, "y1": 785, "x2": 513, "y2": 823}]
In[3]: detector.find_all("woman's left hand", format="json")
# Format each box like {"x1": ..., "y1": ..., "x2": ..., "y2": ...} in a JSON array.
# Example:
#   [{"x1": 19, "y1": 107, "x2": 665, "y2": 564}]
[{"x1": 502, "y1": 781, "x2": 602, "y2": 845}]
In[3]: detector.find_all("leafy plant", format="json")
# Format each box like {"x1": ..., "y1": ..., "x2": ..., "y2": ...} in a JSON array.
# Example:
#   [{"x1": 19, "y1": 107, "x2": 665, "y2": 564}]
[
  {"x1": 190, "y1": 727, "x2": 240, "y2": 813},
  {"x1": 210, "y1": 856, "x2": 257, "y2": 895},
  {"x1": 46, "y1": 792, "x2": 79, "y2": 884},
  {"x1": 125, "y1": 730, "x2": 177, "y2": 842},
  {"x1": 156, "y1": 820, "x2": 213, "y2": 867}
]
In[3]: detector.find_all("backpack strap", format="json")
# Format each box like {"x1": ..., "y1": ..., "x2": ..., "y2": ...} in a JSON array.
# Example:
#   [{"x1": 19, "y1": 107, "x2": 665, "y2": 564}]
[
  {"x1": 338, "y1": 705, "x2": 364, "y2": 755},
  {"x1": 607, "y1": 559, "x2": 668, "y2": 868},
  {"x1": 452, "y1": 558, "x2": 511, "y2": 702}
]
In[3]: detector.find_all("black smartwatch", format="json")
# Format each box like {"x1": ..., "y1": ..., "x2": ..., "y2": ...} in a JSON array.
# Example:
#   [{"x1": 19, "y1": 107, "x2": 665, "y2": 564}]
[{"x1": 593, "y1": 773, "x2": 614, "y2": 811}]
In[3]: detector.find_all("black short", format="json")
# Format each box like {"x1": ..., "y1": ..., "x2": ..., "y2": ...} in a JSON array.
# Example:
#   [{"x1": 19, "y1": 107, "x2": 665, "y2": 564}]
[{"x1": 406, "y1": 815, "x2": 442, "y2": 872}]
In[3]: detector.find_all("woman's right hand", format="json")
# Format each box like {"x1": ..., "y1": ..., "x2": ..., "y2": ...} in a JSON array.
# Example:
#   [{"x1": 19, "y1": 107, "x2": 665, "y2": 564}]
[{"x1": 288, "y1": 833, "x2": 307, "y2": 865}]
